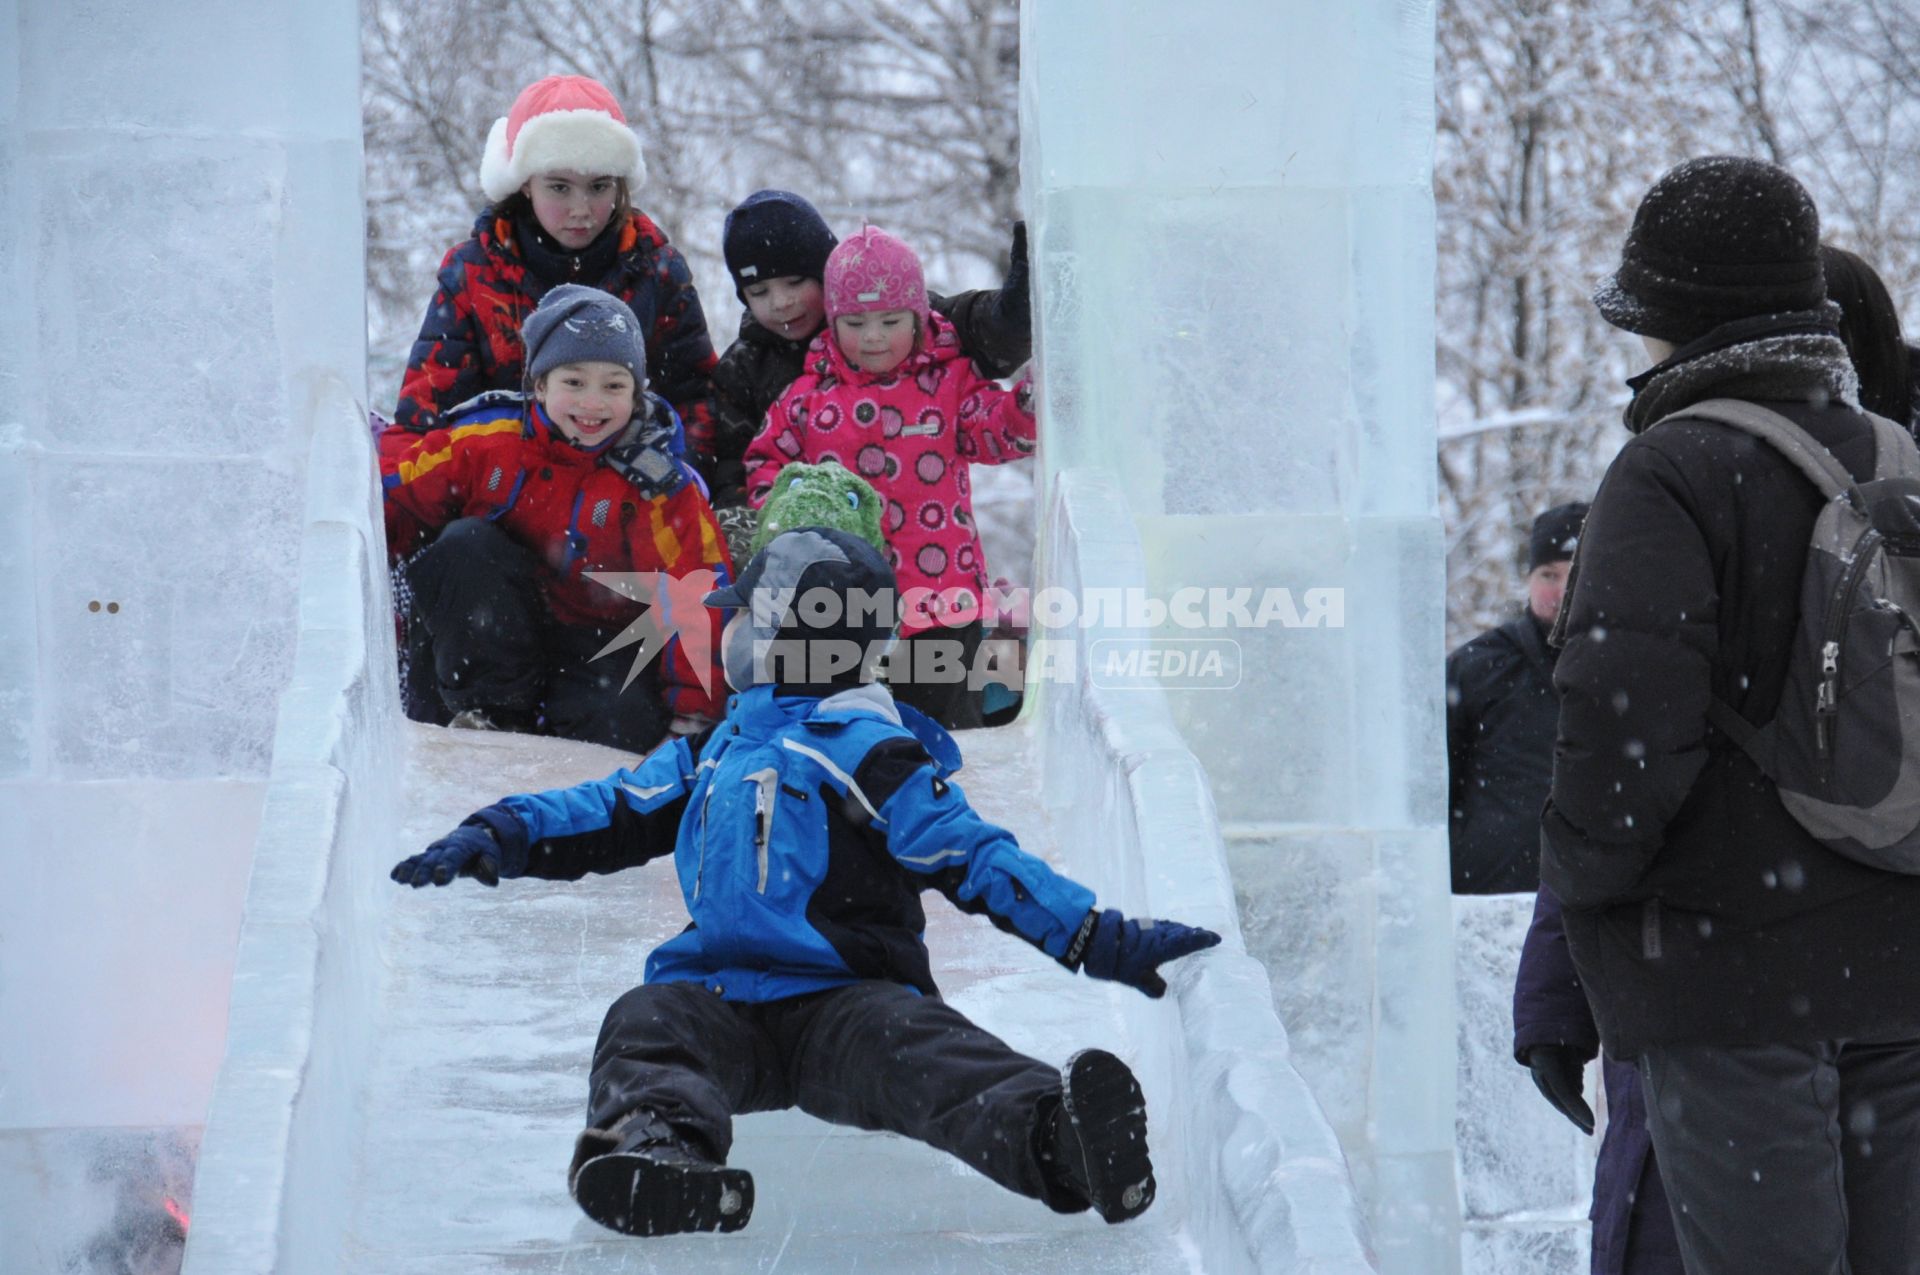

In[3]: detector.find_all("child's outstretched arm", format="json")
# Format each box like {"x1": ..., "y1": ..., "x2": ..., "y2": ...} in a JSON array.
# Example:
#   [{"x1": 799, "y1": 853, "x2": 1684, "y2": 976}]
[
  {"x1": 953, "y1": 371, "x2": 1039, "y2": 467},
  {"x1": 390, "y1": 727, "x2": 715, "y2": 888},
  {"x1": 851, "y1": 737, "x2": 1220, "y2": 997},
  {"x1": 932, "y1": 221, "x2": 1031, "y2": 379}
]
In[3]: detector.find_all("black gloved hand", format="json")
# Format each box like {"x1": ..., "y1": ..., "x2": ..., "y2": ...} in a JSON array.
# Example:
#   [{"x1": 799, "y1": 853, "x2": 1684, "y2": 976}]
[
  {"x1": 390, "y1": 805, "x2": 526, "y2": 888},
  {"x1": 994, "y1": 220, "x2": 1030, "y2": 335},
  {"x1": 1525, "y1": 1045, "x2": 1595, "y2": 1135},
  {"x1": 1071, "y1": 907, "x2": 1221, "y2": 998}
]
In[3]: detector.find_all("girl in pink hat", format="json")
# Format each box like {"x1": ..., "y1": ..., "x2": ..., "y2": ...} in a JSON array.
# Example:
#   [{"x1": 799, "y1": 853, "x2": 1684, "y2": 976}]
[
  {"x1": 391, "y1": 75, "x2": 720, "y2": 473},
  {"x1": 742, "y1": 226, "x2": 1036, "y2": 728}
]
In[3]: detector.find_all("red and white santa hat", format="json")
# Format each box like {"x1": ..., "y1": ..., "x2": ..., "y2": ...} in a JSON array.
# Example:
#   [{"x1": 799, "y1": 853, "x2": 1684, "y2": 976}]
[{"x1": 479, "y1": 75, "x2": 647, "y2": 204}]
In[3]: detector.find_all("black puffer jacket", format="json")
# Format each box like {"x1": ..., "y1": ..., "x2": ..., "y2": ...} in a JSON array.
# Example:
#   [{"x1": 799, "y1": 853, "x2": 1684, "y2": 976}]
[
  {"x1": 1542, "y1": 309, "x2": 1920, "y2": 1058},
  {"x1": 708, "y1": 289, "x2": 1029, "y2": 506},
  {"x1": 1446, "y1": 612, "x2": 1559, "y2": 894}
]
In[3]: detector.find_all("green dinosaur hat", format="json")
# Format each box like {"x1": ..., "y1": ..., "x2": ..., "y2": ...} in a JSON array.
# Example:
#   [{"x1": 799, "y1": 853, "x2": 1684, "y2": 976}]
[{"x1": 749, "y1": 460, "x2": 887, "y2": 559}]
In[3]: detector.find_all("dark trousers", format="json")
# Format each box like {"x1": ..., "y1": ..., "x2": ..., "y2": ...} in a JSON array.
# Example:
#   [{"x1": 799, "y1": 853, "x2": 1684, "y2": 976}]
[
  {"x1": 1593, "y1": 1056, "x2": 1683, "y2": 1275},
  {"x1": 885, "y1": 620, "x2": 984, "y2": 729},
  {"x1": 402, "y1": 518, "x2": 669, "y2": 751},
  {"x1": 1638, "y1": 1037, "x2": 1920, "y2": 1274},
  {"x1": 586, "y1": 980, "x2": 1082, "y2": 1211}
]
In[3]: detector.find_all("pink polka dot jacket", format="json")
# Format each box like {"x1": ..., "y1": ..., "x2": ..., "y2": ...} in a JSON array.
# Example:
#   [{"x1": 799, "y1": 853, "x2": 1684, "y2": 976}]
[{"x1": 744, "y1": 311, "x2": 1036, "y2": 635}]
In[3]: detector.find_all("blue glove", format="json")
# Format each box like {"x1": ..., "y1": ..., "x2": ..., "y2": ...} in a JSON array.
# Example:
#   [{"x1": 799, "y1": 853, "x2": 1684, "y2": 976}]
[
  {"x1": 390, "y1": 805, "x2": 527, "y2": 888},
  {"x1": 1070, "y1": 908, "x2": 1221, "y2": 998}
]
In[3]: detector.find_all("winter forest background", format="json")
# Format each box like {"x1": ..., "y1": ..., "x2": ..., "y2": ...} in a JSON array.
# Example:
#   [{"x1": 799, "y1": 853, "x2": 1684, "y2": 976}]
[{"x1": 362, "y1": 0, "x2": 1920, "y2": 647}]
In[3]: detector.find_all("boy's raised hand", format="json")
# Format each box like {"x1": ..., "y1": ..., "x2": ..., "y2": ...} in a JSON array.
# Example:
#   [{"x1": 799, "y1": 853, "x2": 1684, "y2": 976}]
[
  {"x1": 995, "y1": 221, "x2": 1029, "y2": 333},
  {"x1": 1071, "y1": 908, "x2": 1222, "y2": 998},
  {"x1": 390, "y1": 805, "x2": 526, "y2": 888}
]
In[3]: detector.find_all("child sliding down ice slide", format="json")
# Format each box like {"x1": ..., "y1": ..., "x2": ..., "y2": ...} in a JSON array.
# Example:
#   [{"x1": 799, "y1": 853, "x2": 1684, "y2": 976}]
[{"x1": 391, "y1": 526, "x2": 1220, "y2": 1237}]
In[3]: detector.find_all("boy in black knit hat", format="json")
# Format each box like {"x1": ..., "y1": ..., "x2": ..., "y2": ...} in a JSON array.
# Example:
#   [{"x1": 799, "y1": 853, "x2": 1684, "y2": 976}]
[
  {"x1": 1445, "y1": 501, "x2": 1588, "y2": 895},
  {"x1": 1542, "y1": 155, "x2": 1920, "y2": 1273},
  {"x1": 708, "y1": 190, "x2": 1032, "y2": 557}
]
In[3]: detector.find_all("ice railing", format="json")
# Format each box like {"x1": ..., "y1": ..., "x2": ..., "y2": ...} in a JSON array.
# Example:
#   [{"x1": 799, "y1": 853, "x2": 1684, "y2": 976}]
[
  {"x1": 1033, "y1": 467, "x2": 1376, "y2": 1272},
  {"x1": 181, "y1": 382, "x2": 401, "y2": 1274}
]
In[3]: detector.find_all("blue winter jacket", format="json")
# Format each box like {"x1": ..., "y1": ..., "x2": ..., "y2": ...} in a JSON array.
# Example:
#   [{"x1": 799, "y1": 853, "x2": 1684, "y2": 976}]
[{"x1": 488, "y1": 683, "x2": 1097, "y2": 1002}]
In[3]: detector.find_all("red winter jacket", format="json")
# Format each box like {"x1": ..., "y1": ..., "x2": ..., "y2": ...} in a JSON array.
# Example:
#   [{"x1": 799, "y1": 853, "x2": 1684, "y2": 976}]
[
  {"x1": 744, "y1": 313, "x2": 1035, "y2": 635},
  {"x1": 395, "y1": 207, "x2": 719, "y2": 462},
  {"x1": 382, "y1": 397, "x2": 729, "y2": 720}
]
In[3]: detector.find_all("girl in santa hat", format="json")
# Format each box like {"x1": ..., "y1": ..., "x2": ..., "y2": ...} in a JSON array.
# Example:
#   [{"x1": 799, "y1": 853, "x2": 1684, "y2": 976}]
[{"x1": 392, "y1": 75, "x2": 720, "y2": 472}]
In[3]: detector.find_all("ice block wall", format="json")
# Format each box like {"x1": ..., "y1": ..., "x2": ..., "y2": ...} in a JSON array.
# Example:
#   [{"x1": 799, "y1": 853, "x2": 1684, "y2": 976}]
[
  {"x1": 1021, "y1": 3, "x2": 1457, "y2": 1270},
  {"x1": 0, "y1": 0, "x2": 365, "y2": 1263},
  {"x1": 1453, "y1": 896, "x2": 1594, "y2": 1271}
]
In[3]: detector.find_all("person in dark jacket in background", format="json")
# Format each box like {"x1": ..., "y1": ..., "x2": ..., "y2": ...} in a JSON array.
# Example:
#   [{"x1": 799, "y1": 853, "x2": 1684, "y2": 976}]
[
  {"x1": 1445, "y1": 502, "x2": 1588, "y2": 894},
  {"x1": 1820, "y1": 243, "x2": 1915, "y2": 429},
  {"x1": 1543, "y1": 155, "x2": 1920, "y2": 1274},
  {"x1": 710, "y1": 190, "x2": 1030, "y2": 561},
  {"x1": 1512, "y1": 233, "x2": 1920, "y2": 1275}
]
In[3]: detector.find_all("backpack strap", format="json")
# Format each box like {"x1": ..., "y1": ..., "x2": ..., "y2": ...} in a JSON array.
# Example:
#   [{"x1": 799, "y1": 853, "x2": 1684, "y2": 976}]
[
  {"x1": 1866, "y1": 412, "x2": 1920, "y2": 481},
  {"x1": 1706, "y1": 697, "x2": 1778, "y2": 779},
  {"x1": 1659, "y1": 398, "x2": 1854, "y2": 498}
]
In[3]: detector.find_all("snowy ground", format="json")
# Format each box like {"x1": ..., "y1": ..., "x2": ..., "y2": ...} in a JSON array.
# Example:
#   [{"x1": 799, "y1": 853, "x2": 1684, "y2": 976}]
[{"x1": 347, "y1": 719, "x2": 1204, "y2": 1272}]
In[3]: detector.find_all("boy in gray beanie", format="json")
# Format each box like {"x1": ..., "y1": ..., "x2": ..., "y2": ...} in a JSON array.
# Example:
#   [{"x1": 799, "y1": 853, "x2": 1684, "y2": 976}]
[
  {"x1": 383, "y1": 284, "x2": 730, "y2": 751},
  {"x1": 524, "y1": 283, "x2": 647, "y2": 389}
]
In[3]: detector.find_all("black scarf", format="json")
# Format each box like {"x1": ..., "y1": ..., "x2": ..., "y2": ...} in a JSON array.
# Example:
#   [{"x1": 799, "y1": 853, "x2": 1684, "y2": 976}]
[
  {"x1": 516, "y1": 214, "x2": 623, "y2": 288},
  {"x1": 1623, "y1": 308, "x2": 1860, "y2": 434}
]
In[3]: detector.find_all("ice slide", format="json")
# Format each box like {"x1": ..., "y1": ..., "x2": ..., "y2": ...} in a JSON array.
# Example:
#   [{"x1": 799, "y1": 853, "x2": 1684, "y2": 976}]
[{"x1": 174, "y1": 395, "x2": 1371, "y2": 1271}]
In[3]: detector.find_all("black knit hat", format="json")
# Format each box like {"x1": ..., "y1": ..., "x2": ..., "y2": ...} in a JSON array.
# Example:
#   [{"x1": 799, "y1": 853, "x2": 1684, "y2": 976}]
[
  {"x1": 723, "y1": 189, "x2": 839, "y2": 300},
  {"x1": 1528, "y1": 502, "x2": 1590, "y2": 571},
  {"x1": 1594, "y1": 157, "x2": 1826, "y2": 344}
]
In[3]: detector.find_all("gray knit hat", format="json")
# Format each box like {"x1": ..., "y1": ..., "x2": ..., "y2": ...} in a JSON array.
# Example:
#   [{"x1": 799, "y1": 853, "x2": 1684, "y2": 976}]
[{"x1": 522, "y1": 284, "x2": 647, "y2": 386}]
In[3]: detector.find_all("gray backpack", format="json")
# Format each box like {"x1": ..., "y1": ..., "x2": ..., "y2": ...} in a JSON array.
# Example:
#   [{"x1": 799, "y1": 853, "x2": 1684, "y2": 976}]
[{"x1": 1673, "y1": 399, "x2": 1920, "y2": 873}]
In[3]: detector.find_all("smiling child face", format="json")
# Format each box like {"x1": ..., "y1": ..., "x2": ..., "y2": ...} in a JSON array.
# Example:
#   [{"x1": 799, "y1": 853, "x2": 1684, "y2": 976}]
[{"x1": 535, "y1": 361, "x2": 637, "y2": 445}]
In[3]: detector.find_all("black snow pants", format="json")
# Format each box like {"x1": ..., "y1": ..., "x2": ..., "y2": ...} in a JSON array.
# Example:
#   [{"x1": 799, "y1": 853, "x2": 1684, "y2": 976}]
[
  {"x1": 402, "y1": 517, "x2": 669, "y2": 752},
  {"x1": 1637, "y1": 1036, "x2": 1920, "y2": 1274},
  {"x1": 586, "y1": 980, "x2": 1084, "y2": 1211}
]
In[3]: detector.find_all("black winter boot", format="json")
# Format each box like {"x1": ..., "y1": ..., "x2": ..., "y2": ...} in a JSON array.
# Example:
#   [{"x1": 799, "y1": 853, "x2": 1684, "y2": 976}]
[
  {"x1": 1047, "y1": 1049, "x2": 1156, "y2": 1223},
  {"x1": 569, "y1": 1110, "x2": 754, "y2": 1236}
]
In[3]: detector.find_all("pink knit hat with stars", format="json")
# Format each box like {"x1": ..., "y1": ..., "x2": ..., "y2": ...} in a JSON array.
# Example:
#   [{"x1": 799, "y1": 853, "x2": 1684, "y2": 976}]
[
  {"x1": 824, "y1": 226, "x2": 930, "y2": 325},
  {"x1": 479, "y1": 76, "x2": 647, "y2": 203}
]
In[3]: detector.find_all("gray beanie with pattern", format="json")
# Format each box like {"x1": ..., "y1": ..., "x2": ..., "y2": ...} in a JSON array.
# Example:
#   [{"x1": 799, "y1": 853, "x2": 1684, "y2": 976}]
[{"x1": 522, "y1": 284, "x2": 647, "y2": 387}]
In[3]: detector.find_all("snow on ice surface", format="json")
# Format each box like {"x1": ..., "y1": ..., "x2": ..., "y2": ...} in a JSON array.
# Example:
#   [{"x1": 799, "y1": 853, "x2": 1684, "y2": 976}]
[{"x1": 349, "y1": 720, "x2": 1199, "y2": 1273}]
